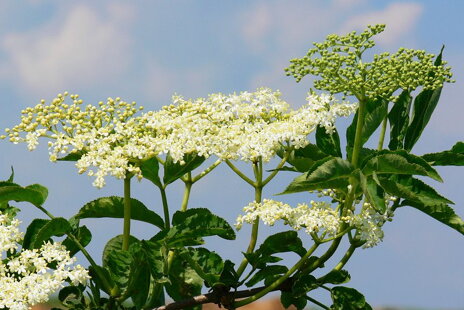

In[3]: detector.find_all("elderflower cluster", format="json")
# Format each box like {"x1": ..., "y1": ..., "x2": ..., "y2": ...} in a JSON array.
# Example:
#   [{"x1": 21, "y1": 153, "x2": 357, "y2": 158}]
[
  {"x1": 285, "y1": 24, "x2": 453, "y2": 100},
  {"x1": 235, "y1": 199, "x2": 344, "y2": 237},
  {"x1": 2, "y1": 88, "x2": 356, "y2": 188},
  {"x1": 0, "y1": 213, "x2": 89, "y2": 310},
  {"x1": 236, "y1": 199, "x2": 391, "y2": 247}
]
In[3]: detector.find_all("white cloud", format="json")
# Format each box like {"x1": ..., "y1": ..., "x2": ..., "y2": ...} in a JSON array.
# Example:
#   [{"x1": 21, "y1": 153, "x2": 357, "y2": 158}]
[
  {"x1": 340, "y1": 2, "x2": 423, "y2": 46},
  {"x1": 1, "y1": 3, "x2": 134, "y2": 96}
]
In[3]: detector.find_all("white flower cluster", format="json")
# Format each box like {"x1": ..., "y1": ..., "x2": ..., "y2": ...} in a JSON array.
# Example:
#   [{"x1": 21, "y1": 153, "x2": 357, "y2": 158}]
[
  {"x1": 2, "y1": 88, "x2": 357, "y2": 188},
  {"x1": 235, "y1": 199, "x2": 343, "y2": 237},
  {"x1": 0, "y1": 213, "x2": 89, "y2": 310},
  {"x1": 348, "y1": 204, "x2": 391, "y2": 248},
  {"x1": 235, "y1": 199, "x2": 390, "y2": 247}
]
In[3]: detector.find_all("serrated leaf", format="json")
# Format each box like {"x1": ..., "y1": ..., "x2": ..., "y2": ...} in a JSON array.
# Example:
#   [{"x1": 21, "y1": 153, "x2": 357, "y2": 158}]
[
  {"x1": 346, "y1": 98, "x2": 388, "y2": 149},
  {"x1": 88, "y1": 265, "x2": 117, "y2": 296},
  {"x1": 23, "y1": 219, "x2": 49, "y2": 249},
  {"x1": 316, "y1": 126, "x2": 342, "y2": 157},
  {"x1": 361, "y1": 150, "x2": 442, "y2": 182},
  {"x1": 27, "y1": 217, "x2": 71, "y2": 249},
  {"x1": 102, "y1": 235, "x2": 139, "y2": 267},
  {"x1": 401, "y1": 201, "x2": 464, "y2": 235},
  {"x1": 331, "y1": 286, "x2": 373, "y2": 310},
  {"x1": 246, "y1": 231, "x2": 306, "y2": 269},
  {"x1": 140, "y1": 157, "x2": 162, "y2": 188},
  {"x1": 182, "y1": 247, "x2": 224, "y2": 286},
  {"x1": 164, "y1": 153, "x2": 206, "y2": 185},
  {"x1": 74, "y1": 196, "x2": 164, "y2": 230},
  {"x1": 281, "y1": 157, "x2": 353, "y2": 194},
  {"x1": 0, "y1": 183, "x2": 48, "y2": 206},
  {"x1": 165, "y1": 253, "x2": 203, "y2": 308},
  {"x1": 319, "y1": 269, "x2": 351, "y2": 285},
  {"x1": 388, "y1": 90, "x2": 412, "y2": 150},
  {"x1": 292, "y1": 274, "x2": 318, "y2": 297},
  {"x1": 167, "y1": 208, "x2": 235, "y2": 245},
  {"x1": 360, "y1": 173, "x2": 386, "y2": 213},
  {"x1": 245, "y1": 265, "x2": 288, "y2": 287},
  {"x1": 106, "y1": 248, "x2": 132, "y2": 289},
  {"x1": 57, "y1": 151, "x2": 85, "y2": 162},
  {"x1": 281, "y1": 291, "x2": 307, "y2": 310},
  {"x1": 422, "y1": 141, "x2": 464, "y2": 166},
  {"x1": 62, "y1": 225, "x2": 92, "y2": 256},
  {"x1": 377, "y1": 175, "x2": 453, "y2": 207},
  {"x1": 278, "y1": 144, "x2": 329, "y2": 172}
]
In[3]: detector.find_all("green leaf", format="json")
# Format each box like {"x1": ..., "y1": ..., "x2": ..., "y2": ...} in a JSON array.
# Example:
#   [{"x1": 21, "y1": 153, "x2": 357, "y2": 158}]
[
  {"x1": 167, "y1": 208, "x2": 235, "y2": 245},
  {"x1": 58, "y1": 285, "x2": 84, "y2": 307},
  {"x1": 140, "y1": 157, "x2": 162, "y2": 188},
  {"x1": 360, "y1": 173, "x2": 386, "y2": 213},
  {"x1": 277, "y1": 144, "x2": 329, "y2": 173},
  {"x1": 62, "y1": 225, "x2": 92, "y2": 256},
  {"x1": 319, "y1": 269, "x2": 351, "y2": 285},
  {"x1": 401, "y1": 201, "x2": 464, "y2": 235},
  {"x1": 102, "y1": 235, "x2": 139, "y2": 267},
  {"x1": 165, "y1": 253, "x2": 203, "y2": 308},
  {"x1": 361, "y1": 150, "x2": 442, "y2": 182},
  {"x1": 422, "y1": 141, "x2": 464, "y2": 166},
  {"x1": 281, "y1": 291, "x2": 307, "y2": 310},
  {"x1": 182, "y1": 247, "x2": 224, "y2": 286},
  {"x1": 246, "y1": 231, "x2": 306, "y2": 269},
  {"x1": 88, "y1": 265, "x2": 117, "y2": 296},
  {"x1": 292, "y1": 274, "x2": 318, "y2": 297},
  {"x1": 126, "y1": 245, "x2": 151, "y2": 309},
  {"x1": 377, "y1": 175, "x2": 453, "y2": 207},
  {"x1": 23, "y1": 219, "x2": 49, "y2": 249},
  {"x1": 74, "y1": 196, "x2": 164, "y2": 230},
  {"x1": 137, "y1": 240, "x2": 166, "y2": 282},
  {"x1": 346, "y1": 98, "x2": 388, "y2": 149},
  {"x1": 164, "y1": 153, "x2": 206, "y2": 185},
  {"x1": 0, "y1": 183, "x2": 48, "y2": 206},
  {"x1": 451, "y1": 141, "x2": 464, "y2": 153},
  {"x1": 403, "y1": 49, "x2": 445, "y2": 151},
  {"x1": 7, "y1": 166, "x2": 14, "y2": 182},
  {"x1": 331, "y1": 286, "x2": 373, "y2": 310},
  {"x1": 57, "y1": 151, "x2": 85, "y2": 162},
  {"x1": 404, "y1": 88, "x2": 443, "y2": 152},
  {"x1": 388, "y1": 90, "x2": 412, "y2": 150},
  {"x1": 105, "y1": 248, "x2": 132, "y2": 290},
  {"x1": 281, "y1": 157, "x2": 353, "y2": 194},
  {"x1": 316, "y1": 126, "x2": 342, "y2": 157},
  {"x1": 24, "y1": 217, "x2": 71, "y2": 249},
  {"x1": 245, "y1": 265, "x2": 288, "y2": 287}
]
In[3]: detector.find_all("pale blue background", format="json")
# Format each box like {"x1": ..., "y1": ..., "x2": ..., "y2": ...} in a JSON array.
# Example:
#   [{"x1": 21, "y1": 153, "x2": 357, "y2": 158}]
[{"x1": 0, "y1": 1, "x2": 463, "y2": 309}]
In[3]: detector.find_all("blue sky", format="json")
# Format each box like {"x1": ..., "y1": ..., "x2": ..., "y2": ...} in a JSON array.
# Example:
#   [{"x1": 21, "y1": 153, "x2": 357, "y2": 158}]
[{"x1": 0, "y1": 1, "x2": 463, "y2": 308}]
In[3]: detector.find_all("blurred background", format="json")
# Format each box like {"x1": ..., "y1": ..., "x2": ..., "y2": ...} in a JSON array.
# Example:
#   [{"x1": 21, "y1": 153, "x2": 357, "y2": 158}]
[{"x1": 0, "y1": 1, "x2": 463, "y2": 309}]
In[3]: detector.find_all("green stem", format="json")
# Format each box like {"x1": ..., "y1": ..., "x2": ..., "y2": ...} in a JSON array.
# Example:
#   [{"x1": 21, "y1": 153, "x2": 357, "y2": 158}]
[
  {"x1": 234, "y1": 243, "x2": 319, "y2": 308},
  {"x1": 122, "y1": 176, "x2": 132, "y2": 251},
  {"x1": 180, "y1": 173, "x2": 192, "y2": 212},
  {"x1": 225, "y1": 159, "x2": 255, "y2": 186},
  {"x1": 262, "y1": 149, "x2": 290, "y2": 187},
  {"x1": 333, "y1": 244, "x2": 357, "y2": 271},
  {"x1": 377, "y1": 116, "x2": 388, "y2": 151},
  {"x1": 351, "y1": 98, "x2": 367, "y2": 168},
  {"x1": 192, "y1": 159, "x2": 222, "y2": 183},
  {"x1": 236, "y1": 185, "x2": 262, "y2": 277},
  {"x1": 306, "y1": 296, "x2": 330, "y2": 310},
  {"x1": 300, "y1": 235, "x2": 343, "y2": 275},
  {"x1": 160, "y1": 187, "x2": 170, "y2": 229}
]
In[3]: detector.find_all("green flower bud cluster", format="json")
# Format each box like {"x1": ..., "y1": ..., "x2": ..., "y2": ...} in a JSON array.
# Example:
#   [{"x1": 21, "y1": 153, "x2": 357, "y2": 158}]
[{"x1": 285, "y1": 24, "x2": 453, "y2": 101}]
